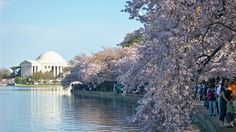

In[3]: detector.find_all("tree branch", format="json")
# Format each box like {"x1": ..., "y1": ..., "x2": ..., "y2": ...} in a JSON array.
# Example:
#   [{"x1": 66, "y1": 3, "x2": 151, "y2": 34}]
[
  {"x1": 197, "y1": 35, "x2": 236, "y2": 74},
  {"x1": 207, "y1": 22, "x2": 236, "y2": 33}
]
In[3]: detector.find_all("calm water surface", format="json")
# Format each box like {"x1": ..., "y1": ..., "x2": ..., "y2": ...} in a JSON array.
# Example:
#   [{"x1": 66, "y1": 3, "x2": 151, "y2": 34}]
[{"x1": 0, "y1": 86, "x2": 140, "y2": 132}]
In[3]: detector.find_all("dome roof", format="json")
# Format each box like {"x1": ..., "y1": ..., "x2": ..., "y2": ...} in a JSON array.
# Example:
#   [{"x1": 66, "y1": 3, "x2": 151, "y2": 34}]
[{"x1": 36, "y1": 51, "x2": 66, "y2": 64}]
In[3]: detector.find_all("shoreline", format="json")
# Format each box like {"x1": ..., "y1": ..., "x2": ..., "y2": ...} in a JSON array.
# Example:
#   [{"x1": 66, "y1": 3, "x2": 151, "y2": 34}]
[
  {"x1": 192, "y1": 101, "x2": 236, "y2": 132},
  {"x1": 0, "y1": 84, "x2": 63, "y2": 89},
  {"x1": 71, "y1": 90, "x2": 142, "y2": 102},
  {"x1": 12, "y1": 84, "x2": 62, "y2": 87}
]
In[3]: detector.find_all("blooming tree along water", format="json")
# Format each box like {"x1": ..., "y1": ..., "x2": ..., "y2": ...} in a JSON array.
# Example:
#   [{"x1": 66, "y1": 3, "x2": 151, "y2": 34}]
[
  {"x1": 62, "y1": 0, "x2": 236, "y2": 131},
  {"x1": 118, "y1": 0, "x2": 236, "y2": 131}
]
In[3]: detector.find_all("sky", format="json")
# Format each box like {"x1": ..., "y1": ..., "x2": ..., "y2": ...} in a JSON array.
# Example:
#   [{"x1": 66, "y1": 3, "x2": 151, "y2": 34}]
[{"x1": 0, "y1": 0, "x2": 142, "y2": 69}]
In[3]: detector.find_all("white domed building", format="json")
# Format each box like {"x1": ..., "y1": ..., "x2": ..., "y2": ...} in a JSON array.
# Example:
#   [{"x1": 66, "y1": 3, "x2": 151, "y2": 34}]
[{"x1": 20, "y1": 51, "x2": 69, "y2": 77}]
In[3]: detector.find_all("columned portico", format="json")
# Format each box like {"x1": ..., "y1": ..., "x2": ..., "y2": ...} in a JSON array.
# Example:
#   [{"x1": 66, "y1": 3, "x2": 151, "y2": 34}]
[{"x1": 20, "y1": 51, "x2": 69, "y2": 77}]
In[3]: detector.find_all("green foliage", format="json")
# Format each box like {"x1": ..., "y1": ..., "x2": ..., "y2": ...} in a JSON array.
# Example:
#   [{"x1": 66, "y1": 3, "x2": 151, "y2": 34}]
[
  {"x1": 31, "y1": 72, "x2": 41, "y2": 82},
  {"x1": 15, "y1": 77, "x2": 27, "y2": 84},
  {"x1": 31, "y1": 71, "x2": 55, "y2": 82},
  {"x1": 118, "y1": 31, "x2": 144, "y2": 47},
  {"x1": 97, "y1": 81, "x2": 116, "y2": 92},
  {"x1": 114, "y1": 83, "x2": 124, "y2": 93}
]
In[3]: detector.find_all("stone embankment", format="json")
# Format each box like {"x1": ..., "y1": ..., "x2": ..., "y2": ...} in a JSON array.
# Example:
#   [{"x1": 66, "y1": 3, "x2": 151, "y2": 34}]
[
  {"x1": 192, "y1": 101, "x2": 236, "y2": 132},
  {"x1": 71, "y1": 90, "x2": 142, "y2": 102},
  {"x1": 71, "y1": 91, "x2": 236, "y2": 132}
]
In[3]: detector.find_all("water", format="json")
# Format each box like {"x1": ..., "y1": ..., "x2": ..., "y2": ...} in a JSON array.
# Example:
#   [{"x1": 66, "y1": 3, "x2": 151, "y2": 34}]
[{"x1": 0, "y1": 86, "x2": 140, "y2": 132}]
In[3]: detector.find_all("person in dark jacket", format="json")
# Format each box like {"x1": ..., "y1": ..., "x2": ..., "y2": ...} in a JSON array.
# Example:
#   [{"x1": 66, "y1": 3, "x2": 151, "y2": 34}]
[
  {"x1": 219, "y1": 80, "x2": 230, "y2": 127},
  {"x1": 225, "y1": 90, "x2": 234, "y2": 127}
]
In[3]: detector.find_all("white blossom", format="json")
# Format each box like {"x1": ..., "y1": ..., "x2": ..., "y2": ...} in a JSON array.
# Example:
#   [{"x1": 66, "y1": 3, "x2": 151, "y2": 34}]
[{"x1": 117, "y1": 0, "x2": 236, "y2": 131}]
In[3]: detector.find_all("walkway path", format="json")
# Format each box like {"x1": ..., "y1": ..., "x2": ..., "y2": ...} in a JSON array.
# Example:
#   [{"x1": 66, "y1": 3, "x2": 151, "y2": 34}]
[{"x1": 192, "y1": 101, "x2": 236, "y2": 132}]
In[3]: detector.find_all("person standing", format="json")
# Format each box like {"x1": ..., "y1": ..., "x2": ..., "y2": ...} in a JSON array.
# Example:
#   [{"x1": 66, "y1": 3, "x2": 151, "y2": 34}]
[
  {"x1": 219, "y1": 80, "x2": 230, "y2": 127},
  {"x1": 207, "y1": 85, "x2": 217, "y2": 116},
  {"x1": 216, "y1": 83, "x2": 221, "y2": 114},
  {"x1": 225, "y1": 90, "x2": 234, "y2": 127}
]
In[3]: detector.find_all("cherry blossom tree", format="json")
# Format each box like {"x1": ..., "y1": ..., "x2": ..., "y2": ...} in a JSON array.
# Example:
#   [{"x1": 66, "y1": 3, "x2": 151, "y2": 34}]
[
  {"x1": 117, "y1": 0, "x2": 236, "y2": 131},
  {"x1": 61, "y1": 48, "x2": 129, "y2": 89},
  {"x1": 61, "y1": 0, "x2": 236, "y2": 131},
  {"x1": 61, "y1": 66, "x2": 80, "y2": 87}
]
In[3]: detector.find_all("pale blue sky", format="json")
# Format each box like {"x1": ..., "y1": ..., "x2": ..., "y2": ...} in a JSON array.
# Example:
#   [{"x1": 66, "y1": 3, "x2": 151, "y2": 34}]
[{"x1": 0, "y1": 0, "x2": 142, "y2": 68}]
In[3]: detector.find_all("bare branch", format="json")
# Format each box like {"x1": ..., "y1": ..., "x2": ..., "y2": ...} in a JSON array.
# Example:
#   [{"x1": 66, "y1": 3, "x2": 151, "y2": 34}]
[{"x1": 207, "y1": 22, "x2": 236, "y2": 33}]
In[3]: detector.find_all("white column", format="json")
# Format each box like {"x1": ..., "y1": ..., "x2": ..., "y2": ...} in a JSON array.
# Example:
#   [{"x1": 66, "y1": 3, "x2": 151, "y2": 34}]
[
  {"x1": 58, "y1": 66, "x2": 60, "y2": 76},
  {"x1": 54, "y1": 66, "x2": 56, "y2": 76},
  {"x1": 57, "y1": 66, "x2": 59, "y2": 76},
  {"x1": 31, "y1": 66, "x2": 33, "y2": 75}
]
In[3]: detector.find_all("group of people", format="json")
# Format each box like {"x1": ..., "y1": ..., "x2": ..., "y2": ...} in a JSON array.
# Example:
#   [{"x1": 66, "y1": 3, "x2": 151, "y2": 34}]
[{"x1": 195, "y1": 79, "x2": 236, "y2": 127}]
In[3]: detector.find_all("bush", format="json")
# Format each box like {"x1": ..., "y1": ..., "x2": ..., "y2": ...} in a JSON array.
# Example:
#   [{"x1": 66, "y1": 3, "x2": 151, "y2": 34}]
[
  {"x1": 15, "y1": 77, "x2": 28, "y2": 84},
  {"x1": 97, "y1": 81, "x2": 116, "y2": 92}
]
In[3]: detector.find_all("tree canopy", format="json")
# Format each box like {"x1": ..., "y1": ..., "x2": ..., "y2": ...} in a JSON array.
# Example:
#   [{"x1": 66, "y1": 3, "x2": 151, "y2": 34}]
[
  {"x1": 62, "y1": 0, "x2": 236, "y2": 131},
  {"x1": 0, "y1": 68, "x2": 11, "y2": 80},
  {"x1": 118, "y1": 29, "x2": 144, "y2": 47},
  {"x1": 118, "y1": 0, "x2": 236, "y2": 131},
  {"x1": 31, "y1": 71, "x2": 54, "y2": 82},
  {"x1": 61, "y1": 47, "x2": 129, "y2": 88}
]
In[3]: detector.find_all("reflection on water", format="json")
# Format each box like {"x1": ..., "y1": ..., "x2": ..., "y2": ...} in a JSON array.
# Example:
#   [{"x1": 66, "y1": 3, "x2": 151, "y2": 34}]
[{"x1": 0, "y1": 86, "x2": 140, "y2": 132}]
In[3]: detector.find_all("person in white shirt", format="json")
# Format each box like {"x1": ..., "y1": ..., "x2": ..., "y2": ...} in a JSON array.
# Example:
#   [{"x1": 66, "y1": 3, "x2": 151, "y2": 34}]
[{"x1": 216, "y1": 84, "x2": 221, "y2": 114}]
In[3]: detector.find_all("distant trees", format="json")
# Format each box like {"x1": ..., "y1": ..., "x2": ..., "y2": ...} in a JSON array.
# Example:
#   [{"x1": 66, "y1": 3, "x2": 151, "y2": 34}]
[
  {"x1": 32, "y1": 71, "x2": 54, "y2": 81},
  {"x1": 31, "y1": 71, "x2": 55, "y2": 84},
  {"x1": 0, "y1": 68, "x2": 11, "y2": 80},
  {"x1": 118, "y1": 29, "x2": 144, "y2": 47},
  {"x1": 61, "y1": 47, "x2": 129, "y2": 89},
  {"x1": 13, "y1": 71, "x2": 57, "y2": 85},
  {"x1": 15, "y1": 77, "x2": 27, "y2": 84}
]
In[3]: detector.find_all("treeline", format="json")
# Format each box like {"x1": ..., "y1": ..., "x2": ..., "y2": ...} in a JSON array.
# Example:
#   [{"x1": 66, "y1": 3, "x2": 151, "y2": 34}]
[
  {"x1": 15, "y1": 71, "x2": 57, "y2": 85},
  {"x1": 61, "y1": 47, "x2": 137, "y2": 92},
  {"x1": 0, "y1": 68, "x2": 11, "y2": 81},
  {"x1": 61, "y1": 30, "x2": 144, "y2": 94}
]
